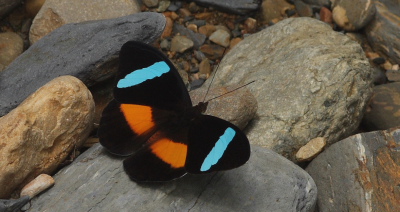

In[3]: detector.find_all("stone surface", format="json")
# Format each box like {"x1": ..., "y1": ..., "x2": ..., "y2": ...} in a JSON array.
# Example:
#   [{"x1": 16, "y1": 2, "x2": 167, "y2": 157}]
[
  {"x1": 306, "y1": 128, "x2": 400, "y2": 212},
  {"x1": 0, "y1": 196, "x2": 30, "y2": 212},
  {"x1": 362, "y1": 82, "x2": 400, "y2": 131},
  {"x1": 0, "y1": 76, "x2": 95, "y2": 198},
  {"x1": 296, "y1": 137, "x2": 326, "y2": 162},
  {"x1": 28, "y1": 144, "x2": 317, "y2": 212},
  {"x1": 190, "y1": 86, "x2": 258, "y2": 130},
  {"x1": 190, "y1": 0, "x2": 259, "y2": 15},
  {"x1": 25, "y1": 0, "x2": 46, "y2": 17},
  {"x1": 20, "y1": 174, "x2": 55, "y2": 198},
  {"x1": 0, "y1": 12, "x2": 166, "y2": 117},
  {"x1": 209, "y1": 29, "x2": 231, "y2": 47},
  {"x1": 173, "y1": 23, "x2": 206, "y2": 49},
  {"x1": 365, "y1": 1, "x2": 400, "y2": 65},
  {"x1": 170, "y1": 35, "x2": 194, "y2": 53},
  {"x1": 0, "y1": 32, "x2": 23, "y2": 71},
  {"x1": 29, "y1": 0, "x2": 140, "y2": 43},
  {"x1": 0, "y1": 0, "x2": 22, "y2": 19},
  {"x1": 261, "y1": 0, "x2": 293, "y2": 24},
  {"x1": 331, "y1": 0, "x2": 376, "y2": 31},
  {"x1": 294, "y1": 0, "x2": 313, "y2": 17},
  {"x1": 208, "y1": 18, "x2": 372, "y2": 160},
  {"x1": 302, "y1": 0, "x2": 331, "y2": 7}
]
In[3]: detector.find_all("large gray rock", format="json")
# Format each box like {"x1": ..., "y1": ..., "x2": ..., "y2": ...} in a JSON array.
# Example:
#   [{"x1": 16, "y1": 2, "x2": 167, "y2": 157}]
[
  {"x1": 27, "y1": 144, "x2": 317, "y2": 212},
  {"x1": 0, "y1": 12, "x2": 166, "y2": 117},
  {"x1": 306, "y1": 128, "x2": 400, "y2": 212},
  {"x1": 208, "y1": 17, "x2": 372, "y2": 160}
]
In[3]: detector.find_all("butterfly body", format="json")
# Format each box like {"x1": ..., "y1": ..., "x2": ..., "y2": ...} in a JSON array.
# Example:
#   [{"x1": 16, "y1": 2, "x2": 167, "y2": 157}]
[{"x1": 98, "y1": 41, "x2": 250, "y2": 182}]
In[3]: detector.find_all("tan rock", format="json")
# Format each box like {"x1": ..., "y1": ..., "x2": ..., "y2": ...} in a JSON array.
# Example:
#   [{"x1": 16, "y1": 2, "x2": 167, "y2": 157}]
[
  {"x1": 261, "y1": 0, "x2": 293, "y2": 24},
  {"x1": 296, "y1": 137, "x2": 327, "y2": 162},
  {"x1": 0, "y1": 32, "x2": 23, "y2": 71},
  {"x1": 0, "y1": 76, "x2": 95, "y2": 198},
  {"x1": 20, "y1": 174, "x2": 55, "y2": 198},
  {"x1": 25, "y1": 0, "x2": 46, "y2": 17},
  {"x1": 29, "y1": 0, "x2": 140, "y2": 44}
]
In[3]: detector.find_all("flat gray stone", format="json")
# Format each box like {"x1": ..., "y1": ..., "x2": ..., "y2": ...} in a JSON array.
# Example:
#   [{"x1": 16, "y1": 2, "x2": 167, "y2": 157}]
[
  {"x1": 206, "y1": 17, "x2": 372, "y2": 160},
  {"x1": 0, "y1": 12, "x2": 166, "y2": 117},
  {"x1": 27, "y1": 144, "x2": 317, "y2": 212}
]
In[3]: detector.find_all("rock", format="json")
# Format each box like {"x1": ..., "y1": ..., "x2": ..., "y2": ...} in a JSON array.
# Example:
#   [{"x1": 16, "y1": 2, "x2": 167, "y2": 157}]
[
  {"x1": 331, "y1": 0, "x2": 376, "y2": 31},
  {"x1": 20, "y1": 174, "x2": 55, "y2": 198},
  {"x1": 198, "y1": 58, "x2": 211, "y2": 79},
  {"x1": 209, "y1": 29, "x2": 231, "y2": 47},
  {"x1": 365, "y1": 1, "x2": 400, "y2": 65},
  {"x1": 302, "y1": 0, "x2": 331, "y2": 7},
  {"x1": 161, "y1": 16, "x2": 173, "y2": 38},
  {"x1": 29, "y1": 0, "x2": 140, "y2": 44},
  {"x1": 0, "y1": 32, "x2": 23, "y2": 71},
  {"x1": 173, "y1": 23, "x2": 206, "y2": 49},
  {"x1": 27, "y1": 144, "x2": 317, "y2": 212},
  {"x1": 190, "y1": 0, "x2": 259, "y2": 15},
  {"x1": 294, "y1": 0, "x2": 314, "y2": 17},
  {"x1": 190, "y1": 86, "x2": 258, "y2": 130},
  {"x1": 0, "y1": 12, "x2": 166, "y2": 117},
  {"x1": 143, "y1": 0, "x2": 159, "y2": 8},
  {"x1": 0, "y1": 0, "x2": 22, "y2": 19},
  {"x1": 362, "y1": 82, "x2": 400, "y2": 131},
  {"x1": 319, "y1": 7, "x2": 333, "y2": 25},
  {"x1": 199, "y1": 44, "x2": 225, "y2": 60},
  {"x1": 261, "y1": 0, "x2": 293, "y2": 24},
  {"x1": 0, "y1": 196, "x2": 30, "y2": 212},
  {"x1": 25, "y1": 0, "x2": 46, "y2": 17},
  {"x1": 208, "y1": 18, "x2": 372, "y2": 160},
  {"x1": 386, "y1": 69, "x2": 400, "y2": 82},
  {"x1": 0, "y1": 76, "x2": 95, "y2": 198},
  {"x1": 243, "y1": 17, "x2": 257, "y2": 33},
  {"x1": 157, "y1": 0, "x2": 170, "y2": 12},
  {"x1": 198, "y1": 24, "x2": 217, "y2": 37},
  {"x1": 296, "y1": 137, "x2": 326, "y2": 162},
  {"x1": 306, "y1": 128, "x2": 400, "y2": 212},
  {"x1": 170, "y1": 35, "x2": 194, "y2": 53}
]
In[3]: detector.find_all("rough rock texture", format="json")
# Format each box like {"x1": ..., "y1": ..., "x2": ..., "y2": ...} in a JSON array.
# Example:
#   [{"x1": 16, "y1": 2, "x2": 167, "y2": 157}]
[
  {"x1": 190, "y1": 86, "x2": 258, "y2": 130},
  {"x1": 306, "y1": 128, "x2": 400, "y2": 212},
  {"x1": 366, "y1": 1, "x2": 400, "y2": 65},
  {"x1": 0, "y1": 32, "x2": 24, "y2": 71},
  {"x1": 208, "y1": 18, "x2": 372, "y2": 160},
  {"x1": 362, "y1": 82, "x2": 400, "y2": 131},
  {"x1": 0, "y1": 0, "x2": 23, "y2": 19},
  {"x1": 190, "y1": 0, "x2": 260, "y2": 15},
  {"x1": 331, "y1": 0, "x2": 376, "y2": 31},
  {"x1": 29, "y1": 0, "x2": 140, "y2": 43},
  {"x1": 0, "y1": 76, "x2": 95, "y2": 198},
  {"x1": 0, "y1": 12, "x2": 166, "y2": 117},
  {"x1": 28, "y1": 144, "x2": 317, "y2": 212}
]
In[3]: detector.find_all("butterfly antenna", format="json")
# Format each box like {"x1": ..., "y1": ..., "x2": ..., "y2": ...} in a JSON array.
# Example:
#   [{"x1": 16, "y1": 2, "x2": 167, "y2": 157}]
[
  {"x1": 202, "y1": 47, "x2": 228, "y2": 103},
  {"x1": 205, "y1": 80, "x2": 255, "y2": 102}
]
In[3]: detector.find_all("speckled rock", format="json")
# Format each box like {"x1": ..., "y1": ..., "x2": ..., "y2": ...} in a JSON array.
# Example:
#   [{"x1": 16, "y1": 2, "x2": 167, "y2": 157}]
[
  {"x1": 0, "y1": 76, "x2": 94, "y2": 198},
  {"x1": 208, "y1": 17, "x2": 372, "y2": 160},
  {"x1": 29, "y1": 0, "x2": 140, "y2": 43}
]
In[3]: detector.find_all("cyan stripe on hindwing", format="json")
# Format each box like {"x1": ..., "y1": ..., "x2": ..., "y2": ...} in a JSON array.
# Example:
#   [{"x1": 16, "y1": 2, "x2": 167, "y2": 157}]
[
  {"x1": 200, "y1": 127, "x2": 236, "y2": 171},
  {"x1": 117, "y1": 61, "x2": 170, "y2": 88}
]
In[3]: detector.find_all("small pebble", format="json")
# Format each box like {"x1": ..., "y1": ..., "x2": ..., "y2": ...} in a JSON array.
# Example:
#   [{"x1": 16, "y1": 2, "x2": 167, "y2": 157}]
[
  {"x1": 372, "y1": 57, "x2": 386, "y2": 65},
  {"x1": 209, "y1": 29, "x2": 231, "y2": 47},
  {"x1": 170, "y1": 35, "x2": 194, "y2": 53},
  {"x1": 20, "y1": 174, "x2": 55, "y2": 198},
  {"x1": 296, "y1": 137, "x2": 326, "y2": 162},
  {"x1": 143, "y1": 0, "x2": 159, "y2": 8}
]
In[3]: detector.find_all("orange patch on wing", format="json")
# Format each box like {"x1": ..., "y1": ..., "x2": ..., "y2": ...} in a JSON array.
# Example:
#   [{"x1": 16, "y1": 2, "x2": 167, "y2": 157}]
[
  {"x1": 150, "y1": 138, "x2": 187, "y2": 168},
  {"x1": 120, "y1": 104, "x2": 155, "y2": 135}
]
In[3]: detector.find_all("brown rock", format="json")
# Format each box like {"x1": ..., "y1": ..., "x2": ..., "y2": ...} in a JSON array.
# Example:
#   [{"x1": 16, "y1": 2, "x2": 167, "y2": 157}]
[
  {"x1": 161, "y1": 16, "x2": 173, "y2": 38},
  {"x1": 229, "y1": 37, "x2": 242, "y2": 50},
  {"x1": 170, "y1": 35, "x2": 194, "y2": 53},
  {"x1": 244, "y1": 17, "x2": 257, "y2": 33},
  {"x1": 209, "y1": 29, "x2": 231, "y2": 47},
  {"x1": 198, "y1": 24, "x2": 216, "y2": 37},
  {"x1": 295, "y1": 137, "x2": 326, "y2": 162},
  {"x1": 319, "y1": 7, "x2": 333, "y2": 25},
  {"x1": 20, "y1": 174, "x2": 55, "y2": 198},
  {"x1": 0, "y1": 76, "x2": 95, "y2": 198},
  {"x1": 261, "y1": 0, "x2": 293, "y2": 24},
  {"x1": 199, "y1": 44, "x2": 226, "y2": 60},
  {"x1": 198, "y1": 58, "x2": 211, "y2": 79},
  {"x1": 294, "y1": 0, "x2": 313, "y2": 17},
  {"x1": 29, "y1": 0, "x2": 140, "y2": 44},
  {"x1": 362, "y1": 82, "x2": 400, "y2": 131},
  {"x1": 0, "y1": 32, "x2": 24, "y2": 71},
  {"x1": 25, "y1": 0, "x2": 46, "y2": 17}
]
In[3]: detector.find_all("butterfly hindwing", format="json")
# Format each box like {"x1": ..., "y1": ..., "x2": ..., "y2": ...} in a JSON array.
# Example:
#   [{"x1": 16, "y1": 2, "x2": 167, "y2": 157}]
[
  {"x1": 185, "y1": 115, "x2": 250, "y2": 174},
  {"x1": 123, "y1": 129, "x2": 189, "y2": 182},
  {"x1": 114, "y1": 41, "x2": 192, "y2": 111}
]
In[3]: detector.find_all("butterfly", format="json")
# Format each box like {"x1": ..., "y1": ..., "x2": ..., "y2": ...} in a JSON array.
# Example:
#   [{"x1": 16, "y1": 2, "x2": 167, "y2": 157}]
[{"x1": 98, "y1": 41, "x2": 250, "y2": 182}]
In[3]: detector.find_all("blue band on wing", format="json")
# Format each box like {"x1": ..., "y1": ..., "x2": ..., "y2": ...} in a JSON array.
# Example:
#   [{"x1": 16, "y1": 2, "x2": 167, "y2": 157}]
[
  {"x1": 200, "y1": 127, "x2": 236, "y2": 171},
  {"x1": 117, "y1": 61, "x2": 170, "y2": 88}
]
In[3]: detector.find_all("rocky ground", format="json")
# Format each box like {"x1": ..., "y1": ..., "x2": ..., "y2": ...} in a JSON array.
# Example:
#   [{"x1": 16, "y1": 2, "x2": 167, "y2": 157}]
[{"x1": 0, "y1": 0, "x2": 399, "y2": 211}]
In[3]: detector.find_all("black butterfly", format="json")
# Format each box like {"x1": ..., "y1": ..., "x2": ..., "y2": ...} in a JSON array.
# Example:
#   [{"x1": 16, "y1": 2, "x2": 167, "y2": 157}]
[{"x1": 98, "y1": 41, "x2": 250, "y2": 182}]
